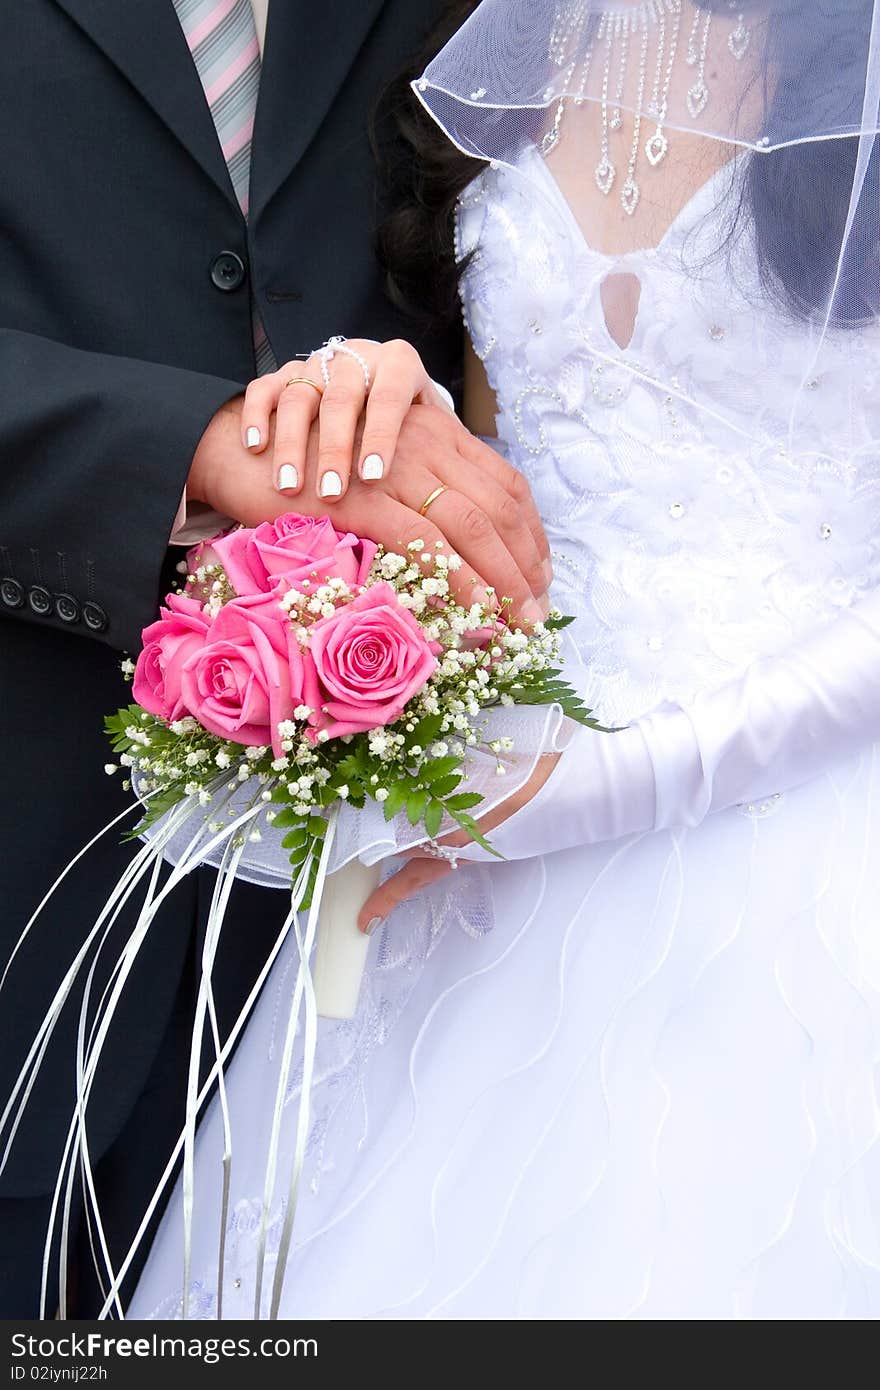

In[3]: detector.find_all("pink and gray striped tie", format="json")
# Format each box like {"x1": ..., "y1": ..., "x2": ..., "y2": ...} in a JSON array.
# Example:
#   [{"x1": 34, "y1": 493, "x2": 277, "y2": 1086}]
[{"x1": 173, "y1": 0, "x2": 276, "y2": 374}]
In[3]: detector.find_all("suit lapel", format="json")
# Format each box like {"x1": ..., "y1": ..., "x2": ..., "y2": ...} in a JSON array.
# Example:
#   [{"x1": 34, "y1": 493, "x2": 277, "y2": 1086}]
[
  {"x1": 249, "y1": 0, "x2": 386, "y2": 223},
  {"x1": 52, "y1": 0, "x2": 238, "y2": 209}
]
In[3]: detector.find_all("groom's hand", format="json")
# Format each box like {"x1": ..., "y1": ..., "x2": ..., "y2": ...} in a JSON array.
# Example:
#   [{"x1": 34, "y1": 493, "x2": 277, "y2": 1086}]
[{"x1": 188, "y1": 398, "x2": 552, "y2": 626}]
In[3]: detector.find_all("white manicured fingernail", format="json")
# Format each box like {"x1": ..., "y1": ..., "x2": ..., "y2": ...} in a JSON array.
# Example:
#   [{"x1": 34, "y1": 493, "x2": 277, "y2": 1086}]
[
  {"x1": 364, "y1": 916, "x2": 383, "y2": 937},
  {"x1": 276, "y1": 463, "x2": 299, "y2": 491},
  {"x1": 320, "y1": 470, "x2": 343, "y2": 498},
  {"x1": 245, "y1": 426, "x2": 261, "y2": 449},
  {"x1": 361, "y1": 453, "x2": 384, "y2": 481}
]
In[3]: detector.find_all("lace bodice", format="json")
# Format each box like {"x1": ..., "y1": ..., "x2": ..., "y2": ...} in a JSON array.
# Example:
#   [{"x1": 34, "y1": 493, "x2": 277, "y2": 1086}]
[{"x1": 458, "y1": 152, "x2": 880, "y2": 725}]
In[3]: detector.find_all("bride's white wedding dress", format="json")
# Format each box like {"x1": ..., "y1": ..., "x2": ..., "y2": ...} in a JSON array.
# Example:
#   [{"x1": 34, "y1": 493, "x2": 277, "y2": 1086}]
[{"x1": 131, "y1": 149, "x2": 880, "y2": 1320}]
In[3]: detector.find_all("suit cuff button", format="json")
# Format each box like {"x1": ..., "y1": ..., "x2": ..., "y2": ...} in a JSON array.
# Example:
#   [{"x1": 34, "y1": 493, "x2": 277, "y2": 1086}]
[
  {"x1": 54, "y1": 592, "x2": 81, "y2": 624},
  {"x1": 0, "y1": 577, "x2": 24, "y2": 609},
  {"x1": 27, "y1": 584, "x2": 52, "y2": 617},
  {"x1": 83, "y1": 601, "x2": 109, "y2": 633}
]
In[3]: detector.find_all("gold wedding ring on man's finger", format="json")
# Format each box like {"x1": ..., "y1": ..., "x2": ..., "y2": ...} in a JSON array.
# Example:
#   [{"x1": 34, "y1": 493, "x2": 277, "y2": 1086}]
[
  {"x1": 284, "y1": 376, "x2": 324, "y2": 398},
  {"x1": 418, "y1": 485, "x2": 448, "y2": 517}
]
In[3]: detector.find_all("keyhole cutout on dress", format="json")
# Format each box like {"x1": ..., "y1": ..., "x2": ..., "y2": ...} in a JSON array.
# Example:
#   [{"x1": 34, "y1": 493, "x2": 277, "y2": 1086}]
[{"x1": 600, "y1": 272, "x2": 642, "y2": 350}]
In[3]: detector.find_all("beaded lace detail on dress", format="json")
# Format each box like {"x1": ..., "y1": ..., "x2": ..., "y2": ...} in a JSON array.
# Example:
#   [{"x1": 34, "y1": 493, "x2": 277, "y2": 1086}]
[{"x1": 457, "y1": 151, "x2": 880, "y2": 726}]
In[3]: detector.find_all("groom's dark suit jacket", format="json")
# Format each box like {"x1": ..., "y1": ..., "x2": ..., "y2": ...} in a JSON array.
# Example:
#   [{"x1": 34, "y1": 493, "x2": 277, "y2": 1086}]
[{"x1": 0, "y1": 0, "x2": 455, "y2": 1203}]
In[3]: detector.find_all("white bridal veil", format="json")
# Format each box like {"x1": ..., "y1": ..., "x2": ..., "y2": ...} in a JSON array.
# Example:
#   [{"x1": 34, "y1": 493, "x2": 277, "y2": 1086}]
[{"x1": 415, "y1": 0, "x2": 880, "y2": 369}]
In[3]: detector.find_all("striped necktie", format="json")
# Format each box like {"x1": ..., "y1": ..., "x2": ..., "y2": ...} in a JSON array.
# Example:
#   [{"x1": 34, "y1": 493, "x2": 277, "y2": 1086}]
[{"x1": 173, "y1": 0, "x2": 276, "y2": 374}]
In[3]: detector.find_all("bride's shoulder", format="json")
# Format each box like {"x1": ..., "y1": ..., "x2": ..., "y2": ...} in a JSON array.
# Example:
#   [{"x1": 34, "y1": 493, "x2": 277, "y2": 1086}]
[{"x1": 456, "y1": 148, "x2": 574, "y2": 272}]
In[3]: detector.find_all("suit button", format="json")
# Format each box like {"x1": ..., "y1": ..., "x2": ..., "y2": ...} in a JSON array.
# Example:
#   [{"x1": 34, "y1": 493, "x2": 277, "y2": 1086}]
[
  {"x1": 28, "y1": 584, "x2": 52, "y2": 616},
  {"x1": 83, "y1": 601, "x2": 109, "y2": 633},
  {"x1": 210, "y1": 251, "x2": 247, "y2": 292},
  {"x1": 0, "y1": 577, "x2": 24, "y2": 609},
  {"x1": 54, "y1": 592, "x2": 81, "y2": 624}
]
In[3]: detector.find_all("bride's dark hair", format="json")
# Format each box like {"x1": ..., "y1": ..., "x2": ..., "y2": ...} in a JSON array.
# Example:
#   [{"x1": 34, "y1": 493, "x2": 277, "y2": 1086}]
[{"x1": 374, "y1": 0, "x2": 879, "y2": 329}]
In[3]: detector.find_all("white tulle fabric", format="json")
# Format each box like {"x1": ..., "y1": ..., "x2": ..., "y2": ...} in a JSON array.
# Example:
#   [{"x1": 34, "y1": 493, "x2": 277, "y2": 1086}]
[{"x1": 131, "y1": 152, "x2": 880, "y2": 1320}]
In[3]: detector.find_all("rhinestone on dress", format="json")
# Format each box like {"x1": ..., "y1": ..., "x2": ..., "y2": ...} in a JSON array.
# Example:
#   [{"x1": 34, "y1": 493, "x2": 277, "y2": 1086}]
[
  {"x1": 668, "y1": 502, "x2": 685, "y2": 519},
  {"x1": 233, "y1": 1278, "x2": 242, "y2": 1289},
  {"x1": 646, "y1": 635, "x2": 664, "y2": 651},
  {"x1": 819, "y1": 523, "x2": 833, "y2": 540},
  {"x1": 709, "y1": 324, "x2": 725, "y2": 340}
]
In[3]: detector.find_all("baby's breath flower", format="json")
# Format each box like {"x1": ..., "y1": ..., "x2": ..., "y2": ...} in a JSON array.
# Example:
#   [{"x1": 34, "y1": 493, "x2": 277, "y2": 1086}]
[
  {"x1": 104, "y1": 763, "x2": 118, "y2": 776},
  {"x1": 375, "y1": 787, "x2": 389, "y2": 802}
]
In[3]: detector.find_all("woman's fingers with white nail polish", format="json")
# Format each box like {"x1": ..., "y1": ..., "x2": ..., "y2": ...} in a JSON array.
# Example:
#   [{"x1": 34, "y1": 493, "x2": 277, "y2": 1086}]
[
  {"x1": 315, "y1": 354, "x2": 366, "y2": 501},
  {"x1": 358, "y1": 342, "x2": 436, "y2": 483},
  {"x1": 276, "y1": 462, "x2": 299, "y2": 493},
  {"x1": 241, "y1": 376, "x2": 276, "y2": 453},
  {"x1": 272, "y1": 366, "x2": 325, "y2": 496}
]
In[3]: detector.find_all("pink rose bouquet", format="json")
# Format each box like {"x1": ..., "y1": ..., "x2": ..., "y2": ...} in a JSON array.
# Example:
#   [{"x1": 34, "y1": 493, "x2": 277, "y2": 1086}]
[{"x1": 107, "y1": 513, "x2": 595, "y2": 903}]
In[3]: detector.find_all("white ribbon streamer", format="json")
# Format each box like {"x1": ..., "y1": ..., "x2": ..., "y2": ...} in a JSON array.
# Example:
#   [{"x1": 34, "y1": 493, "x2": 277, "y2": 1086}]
[{"x1": 252, "y1": 807, "x2": 338, "y2": 1320}]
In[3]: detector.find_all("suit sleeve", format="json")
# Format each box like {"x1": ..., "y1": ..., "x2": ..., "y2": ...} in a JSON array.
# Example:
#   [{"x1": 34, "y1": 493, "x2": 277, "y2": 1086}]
[{"x1": 0, "y1": 327, "x2": 243, "y2": 652}]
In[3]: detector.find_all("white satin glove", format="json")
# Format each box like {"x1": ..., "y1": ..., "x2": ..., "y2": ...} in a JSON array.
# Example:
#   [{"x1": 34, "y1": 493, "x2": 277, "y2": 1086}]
[{"x1": 473, "y1": 586, "x2": 880, "y2": 860}]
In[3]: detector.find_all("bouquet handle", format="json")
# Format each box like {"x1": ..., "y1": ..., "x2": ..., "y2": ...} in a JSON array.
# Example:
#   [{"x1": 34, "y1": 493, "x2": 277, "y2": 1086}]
[{"x1": 312, "y1": 858, "x2": 381, "y2": 1019}]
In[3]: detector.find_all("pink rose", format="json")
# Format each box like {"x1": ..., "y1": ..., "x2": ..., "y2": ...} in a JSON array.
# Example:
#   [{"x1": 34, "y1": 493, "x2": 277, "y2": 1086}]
[
  {"x1": 309, "y1": 582, "x2": 438, "y2": 739},
  {"x1": 133, "y1": 593, "x2": 211, "y2": 723},
  {"x1": 210, "y1": 514, "x2": 377, "y2": 596},
  {"x1": 184, "y1": 536, "x2": 227, "y2": 600},
  {"x1": 180, "y1": 591, "x2": 320, "y2": 757}
]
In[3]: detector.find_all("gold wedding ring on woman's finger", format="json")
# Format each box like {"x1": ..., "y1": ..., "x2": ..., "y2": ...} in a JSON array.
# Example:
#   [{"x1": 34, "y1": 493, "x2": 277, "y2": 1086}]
[
  {"x1": 285, "y1": 376, "x2": 324, "y2": 397},
  {"x1": 418, "y1": 485, "x2": 448, "y2": 517}
]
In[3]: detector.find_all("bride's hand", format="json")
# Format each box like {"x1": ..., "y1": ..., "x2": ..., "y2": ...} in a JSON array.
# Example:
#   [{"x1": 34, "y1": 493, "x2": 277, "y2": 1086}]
[
  {"x1": 241, "y1": 338, "x2": 446, "y2": 500},
  {"x1": 356, "y1": 754, "x2": 561, "y2": 933}
]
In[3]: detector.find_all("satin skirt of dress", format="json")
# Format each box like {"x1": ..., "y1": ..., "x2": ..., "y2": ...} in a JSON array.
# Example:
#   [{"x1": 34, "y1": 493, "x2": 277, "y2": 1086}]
[{"x1": 130, "y1": 745, "x2": 880, "y2": 1321}]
